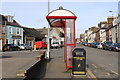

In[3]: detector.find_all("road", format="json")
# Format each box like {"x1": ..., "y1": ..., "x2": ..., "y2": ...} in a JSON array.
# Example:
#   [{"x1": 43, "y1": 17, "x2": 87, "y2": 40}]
[
  {"x1": 1, "y1": 45, "x2": 119, "y2": 79},
  {"x1": 77, "y1": 43, "x2": 119, "y2": 78}
]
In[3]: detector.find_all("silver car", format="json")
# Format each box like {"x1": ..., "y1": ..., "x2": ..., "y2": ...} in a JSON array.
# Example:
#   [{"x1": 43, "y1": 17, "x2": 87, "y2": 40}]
[{"x1": 19, "y1": 44, "x2": 32, "y2": 50}]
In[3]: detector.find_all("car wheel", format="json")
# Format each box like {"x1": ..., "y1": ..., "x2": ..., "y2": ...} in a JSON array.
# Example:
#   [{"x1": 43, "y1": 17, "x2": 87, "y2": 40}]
[
  {"x1": 109, "y1": 48, "x2": 112, "y2": 51},
  {"x1": 9, "y1": 48, "x2": 12, "y2": 51},
  {"x1": 18, "y1": 48, "x2": 20, "y2": 51}
]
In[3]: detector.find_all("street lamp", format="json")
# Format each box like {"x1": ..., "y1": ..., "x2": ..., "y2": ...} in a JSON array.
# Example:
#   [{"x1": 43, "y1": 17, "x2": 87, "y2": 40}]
[
  {"x1": 46, "y1": 0, "x2": 50, "y2": 61},
  {"x1": 109, "y1": 11, "x2": 118, "y2": 18}
]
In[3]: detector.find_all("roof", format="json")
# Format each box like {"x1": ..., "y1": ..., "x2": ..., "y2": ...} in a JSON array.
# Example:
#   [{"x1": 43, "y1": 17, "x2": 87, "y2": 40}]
[
  {"x1": 36, "y1": 28, "x2": 52, "y2": 36},
  {"x1": 0, "y1": 14, "x2": 22, "y2": 27},
  {"x1": 53, "y1": 28, "x2": 64, "y2": 37},
  {"x1": 23, "y1": 27, "x2": 44, "y2": 40},
  {"x1": 37, "y1": 28, "x2": 64, "y2": 37},
  {"x1": 47, "y1": 7, "x2": 76, "y2": 17},
  {"x1": 0, "y1": 15, "x2": 7, "y2": 25},
  {"x1": 46, "y1": 7, "x2": 77, "y2": 28}
]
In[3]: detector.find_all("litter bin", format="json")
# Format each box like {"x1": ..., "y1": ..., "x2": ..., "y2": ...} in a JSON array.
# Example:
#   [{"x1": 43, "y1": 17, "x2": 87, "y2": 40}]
[{"x1": 72, "y1": 48, "x2": 86, "y2": 76}]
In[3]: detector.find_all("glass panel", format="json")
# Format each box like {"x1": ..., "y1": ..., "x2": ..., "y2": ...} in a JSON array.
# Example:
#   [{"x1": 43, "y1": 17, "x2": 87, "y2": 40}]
[
  {"x1": 67, "y1": 46, "x2": 74, "y2": 66},
  {"x1": 66, "y1": 19, "x2": 74, "y2": 44}
]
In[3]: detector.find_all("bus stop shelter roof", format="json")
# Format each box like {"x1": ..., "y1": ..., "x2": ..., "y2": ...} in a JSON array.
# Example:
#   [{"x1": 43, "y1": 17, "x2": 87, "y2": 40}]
[{"x1": 46, "y1": 7, "x2": 77, "y2": 27}]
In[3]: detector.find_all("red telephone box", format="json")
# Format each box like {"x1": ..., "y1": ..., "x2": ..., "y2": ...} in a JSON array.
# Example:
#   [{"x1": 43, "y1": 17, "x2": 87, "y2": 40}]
[{"x1": 46, "y1": 7, "x2": 77, "y2": 70}]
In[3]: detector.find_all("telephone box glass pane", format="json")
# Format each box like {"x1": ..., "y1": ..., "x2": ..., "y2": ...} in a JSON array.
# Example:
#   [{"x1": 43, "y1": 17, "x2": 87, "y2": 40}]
[
  {"x1": 67, "y1": 46, "x2": 74, "y2": 66},
  {"x1": 66, "y1": 19, "x2": 74, "y2": 44}
]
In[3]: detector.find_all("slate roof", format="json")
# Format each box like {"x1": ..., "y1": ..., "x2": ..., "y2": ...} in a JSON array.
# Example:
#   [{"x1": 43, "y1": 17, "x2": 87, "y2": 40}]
[
  {"x1": 0, "y1": 14, "x2": 21, "y2": 27},
  {"x1": 37, "y1": 28, "x2": 64, "y2": 37},
  {"x1": 23, "y1": 27, "x2": 44, "y2": 40}
]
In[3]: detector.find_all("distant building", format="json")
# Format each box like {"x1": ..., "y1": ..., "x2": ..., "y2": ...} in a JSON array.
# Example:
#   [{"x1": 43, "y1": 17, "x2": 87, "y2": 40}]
[
  {"x1": 23, "y1": 27, "x2": 44, "y2": 47},
  {"x1": 80, "y1": 34, "x2": 84, "y2": 42},
  {"x1": 94, "y1": 29, "x2": 100, "y2": 43},
  {"x1": 100, "y1": 27, "x2": 107, "y2": 43},
  {"x1": 0, "y1": 15, "x2": 6, "y2": 51},
  {"x1": 118, "y1": 15, "x2": 120, "y2": 43},
  {"x1": 6, "y1": 15, "x2": 23, "y2": 45},
  {"x1": 87, "y1": 27, "x2": 99, "y2": 43},
  {"x1": 37, "y1": 27, "x2": 64, "y2": 46},
  {"x1": 0, "y1": 15, "x2": 23, "y2": 49}
]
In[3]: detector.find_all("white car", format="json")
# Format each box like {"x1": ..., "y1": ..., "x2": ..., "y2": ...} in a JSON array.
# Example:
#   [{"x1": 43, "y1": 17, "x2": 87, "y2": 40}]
[
  {"x1": 97, "y1": 43, "x2": 103, "y2": 49},
  {"x1": 51, "y1": 42, "x2": 59, "y2": 49},
  {"x1": 19, "y1": 44, "x2": 32, "y2": 50}
]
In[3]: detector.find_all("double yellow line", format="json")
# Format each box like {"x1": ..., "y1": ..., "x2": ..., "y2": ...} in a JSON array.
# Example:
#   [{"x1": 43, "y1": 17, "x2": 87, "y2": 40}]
[{"x1": 86, "y1": 68, "x2": 97, "y2": 80}]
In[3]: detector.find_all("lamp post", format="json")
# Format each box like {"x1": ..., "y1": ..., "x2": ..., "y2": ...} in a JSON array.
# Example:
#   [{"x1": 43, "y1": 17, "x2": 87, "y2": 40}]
[
  {"x1": 109, "y1": 11, "x2": 118, "y2": 18},
  {"x1": 46, "y1": 0, "x2": 50, "y2": 61}
]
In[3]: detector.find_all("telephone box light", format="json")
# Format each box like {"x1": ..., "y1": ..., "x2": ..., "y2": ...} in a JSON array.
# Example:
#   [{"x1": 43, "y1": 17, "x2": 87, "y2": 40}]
[{"x1": 46, "y1": 7, "x2": 77, "y2": 71}]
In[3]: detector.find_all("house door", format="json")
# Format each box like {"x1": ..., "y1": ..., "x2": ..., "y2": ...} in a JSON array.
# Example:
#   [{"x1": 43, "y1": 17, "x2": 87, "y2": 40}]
[
  {"x1": 0, "y1": 39, "x2": 2, "y2": 51},
  {"x1": 16, "y1": 40, "x2": 20, "y2": 45}
]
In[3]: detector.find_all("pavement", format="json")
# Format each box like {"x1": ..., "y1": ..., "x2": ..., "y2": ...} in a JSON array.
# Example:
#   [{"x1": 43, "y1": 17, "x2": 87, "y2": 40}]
[
  {"x1": 1, "y1": 50, "x2": 41, "y2": 79},
  {"x1": 43, "y1": 48, "x2": 88, "y2": 79}
]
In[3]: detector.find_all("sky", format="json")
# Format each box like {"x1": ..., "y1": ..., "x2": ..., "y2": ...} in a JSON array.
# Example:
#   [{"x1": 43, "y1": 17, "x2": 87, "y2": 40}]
[{"x1": 1, "y1": 1, "x2": 118, "y2": 38}]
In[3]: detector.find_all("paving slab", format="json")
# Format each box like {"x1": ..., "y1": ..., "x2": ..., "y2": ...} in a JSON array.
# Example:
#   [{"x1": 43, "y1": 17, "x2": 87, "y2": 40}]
[{"x1": 44, "y1": 48, "x2": 88, "y2": 79}]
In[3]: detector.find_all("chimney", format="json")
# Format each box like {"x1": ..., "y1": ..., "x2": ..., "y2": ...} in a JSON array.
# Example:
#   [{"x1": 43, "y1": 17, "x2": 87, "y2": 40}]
[{"x1": 107, "y1": 16, "x2": 115, "y2": 26}]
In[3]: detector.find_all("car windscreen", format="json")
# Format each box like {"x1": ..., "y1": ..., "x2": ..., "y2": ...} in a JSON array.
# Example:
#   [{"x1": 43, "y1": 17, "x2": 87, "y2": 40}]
[
  {"x1": 53, "y1": 42, "x2": 59, "y2": 44},
  {"x1": 114, "y1": 43, "x2": 120, "y2": 46}
]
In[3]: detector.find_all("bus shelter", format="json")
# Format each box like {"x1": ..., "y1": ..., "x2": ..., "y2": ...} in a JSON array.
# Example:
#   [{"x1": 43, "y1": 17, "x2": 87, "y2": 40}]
[{"x1": 46, "y1": 7, "x2": 77, "y2": 70}]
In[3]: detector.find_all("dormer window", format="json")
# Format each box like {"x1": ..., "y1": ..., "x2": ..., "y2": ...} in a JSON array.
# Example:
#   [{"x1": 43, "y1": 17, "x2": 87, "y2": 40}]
[{"x1": 7, "y1": 15, "x2": 14, "y2": 22}]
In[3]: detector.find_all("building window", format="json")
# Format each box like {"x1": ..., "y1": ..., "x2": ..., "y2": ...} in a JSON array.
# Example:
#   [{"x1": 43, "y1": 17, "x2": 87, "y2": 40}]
[
  {"x1": 2, "y1": 27, "x2": 5, "y2": 33},
  {"x1": 9, "y1": 27, "x2": 12, "y2": 34},
  {"x1": 16, "y1": 28, "x2": 20, "y2": 35},
  {"x1": 7, "y1": 16, "x2": 13, "y2": 22}
]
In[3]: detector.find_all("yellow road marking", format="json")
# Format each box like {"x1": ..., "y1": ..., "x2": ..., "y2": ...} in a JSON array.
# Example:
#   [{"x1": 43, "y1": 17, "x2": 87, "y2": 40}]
[
  {"x1": 106, "y1": 72, "x2": 110, "y2": 76},
  {"x1": 86, "y1": 68, "x2": 97, "y2": 79},
  {"x1": 110, "y1": 70, "x2": 119, "y2": 75},
  {"x1": 92, "y1": 64, "x2": 98, "y2": 68},
  {"x1": 109, "y1": 64, "x2": 113, "y2": 66}
]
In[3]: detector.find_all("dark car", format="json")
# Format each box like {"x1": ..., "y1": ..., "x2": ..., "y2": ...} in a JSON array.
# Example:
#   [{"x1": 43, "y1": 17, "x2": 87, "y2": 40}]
[
  {"x1": 90, "y1": 43, "x2": 96, "y2": 47},
  {"x1": 102, "y1": 41, "x2": 113, "y2": 50},
  {"x1": 3, "y1": 44, "x2": 20, "y2": 52},
  {"x1": 91, "y1": 43, "x2": 100, "y2": 48},
  {"x1": 109, "y1": 43, "x2": 120, "y2": 51},
  {"x1": 82, "y1": 42, "x2": 88, "y2": 46}
]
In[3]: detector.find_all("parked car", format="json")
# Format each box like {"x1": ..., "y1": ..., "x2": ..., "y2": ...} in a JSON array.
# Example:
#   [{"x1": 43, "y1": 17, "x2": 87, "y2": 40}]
[
  {"x1": 90, "y1": 42, "x2": 99, "y2": 48},
  {"x1": 82, "y1": 42, "x2": 88, "y2": 46},
  {"x1": 87, "y1": 43, "x2": 91, "y2": 47},
  {"x1": 97, "y1": 43, "x2": 103, "y2": 49},
  {"x1": 90, "y1": 43, "x2": 96, "y2": 47},
  {"x1": 109, "y1": 43, "x2": 120, "y2": 51},
  {"x1": 51, "y1": 42, "x2": 59, "y2": 49},
  {"x1": 94, "y1": 43, "x2": 100, "y2": 48},
  {"x1": 102, "y1": 41, "x2": 113, "y2": 50},
  {"x1": 3, "y1": 44, "x2": 20, "y2": 52},
  {"x1": 34, "y1": 41, "x2": 47, "y2": 49},
  {"x1": 19, "y1": 44, "x2": 32, "y2": 50}
]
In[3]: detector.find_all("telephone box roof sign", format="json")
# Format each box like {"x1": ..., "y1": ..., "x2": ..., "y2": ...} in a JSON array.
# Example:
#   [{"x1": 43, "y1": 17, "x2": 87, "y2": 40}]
[
  {"x1": 46, "y1": 7, "x2": 77, "y2": 27},
  {"x1": 46, "y1": 7, "x2": 77, "y2": 19}
]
